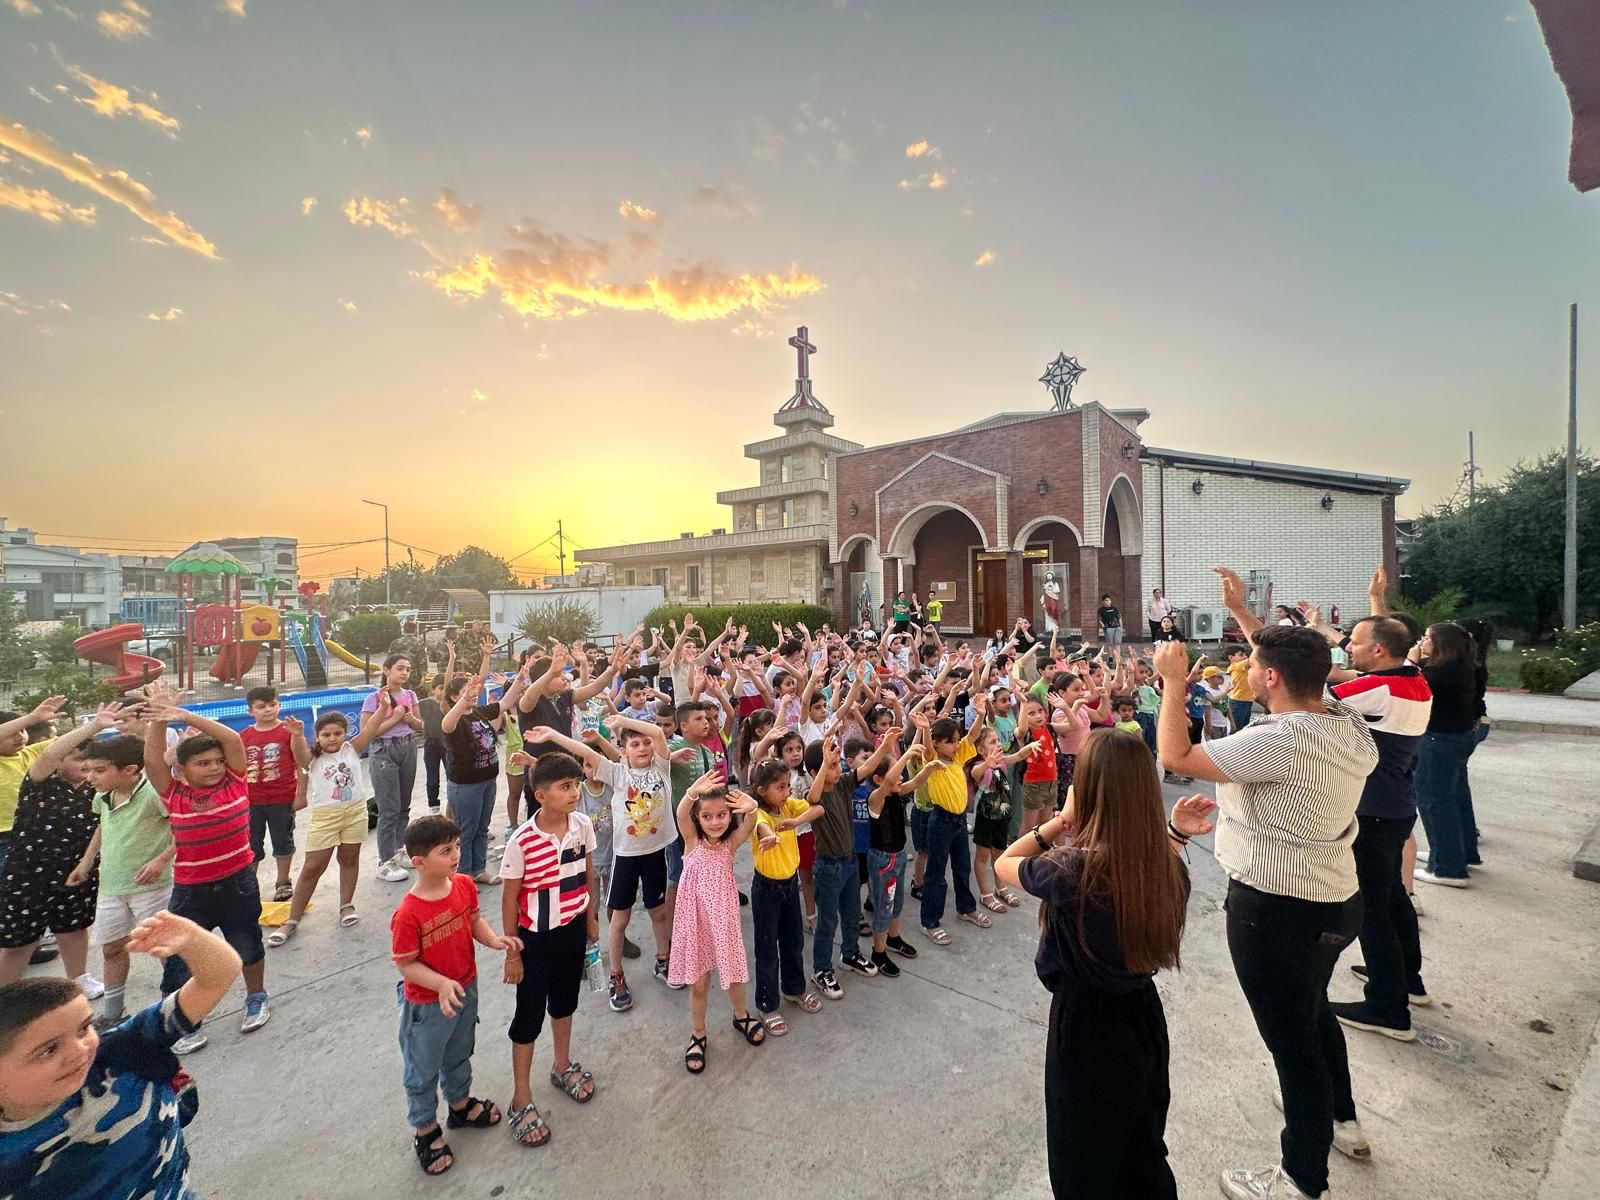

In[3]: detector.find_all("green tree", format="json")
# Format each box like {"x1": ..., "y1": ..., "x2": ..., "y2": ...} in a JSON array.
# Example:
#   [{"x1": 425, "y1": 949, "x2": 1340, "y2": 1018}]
[
  {"x1": 16, "y1": 665, "x2": 118, "y2": 716},
  {"x1": 1405, "y1": 451, "x2": 1598, "y2": 639},
  {"x1": 433, "y1": 546, "x2": 517, "y2": 595},
  {"x1": 30, "y1": 624, "x2": 83, "y2": 668},
  {"x1": 336, "y1": 613, "x2": 402, "y2": 682},
  {"x1": 0, "y1": 591, "x2": 35, "y2": 684},
  {"x1": 518, "y1": 599, "x2": 599, "y2": 648},
  {"x1": 356, "y1": 562, "x2": 433, "y2": 607}
]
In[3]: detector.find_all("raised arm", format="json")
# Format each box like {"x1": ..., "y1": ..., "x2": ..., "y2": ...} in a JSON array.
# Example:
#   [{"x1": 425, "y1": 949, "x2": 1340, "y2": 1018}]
[
  {"x1": 518, "y1": 645, "x2": 566, "y2": 712},
  {"x1": 440, "y1": 673, "x2": 486, "y2": 734},
  {"x1": 517, "y1": 726, "x2": 604, "y2": 770},
  {"x1": 1368, "y1": 564, "x2": 1390, "y2": 617},
  {"x1": 604, "y1": 713, "x2": 671, "y2": 760},
  {"x1": 1214, "y1": 566, "x2": 1263, "y2": 638},
  {"x1": 349, "y1": 704, "x2": 404, "y2": 754},
  {"x1": 0, "y1": 694, "x2": 65, "y2": 748},
  {"x1": 1153, "y1": 640, "x2": 1229, "y2": 783},
  {"x1": 28, "y1": 702, "x2": 122, "y2": 780}
]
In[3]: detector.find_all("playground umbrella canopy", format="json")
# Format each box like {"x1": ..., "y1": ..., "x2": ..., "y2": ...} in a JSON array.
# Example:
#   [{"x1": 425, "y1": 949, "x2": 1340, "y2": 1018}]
[{"x1": 165, "y1": 542, "x2": 251, "y2": 689}]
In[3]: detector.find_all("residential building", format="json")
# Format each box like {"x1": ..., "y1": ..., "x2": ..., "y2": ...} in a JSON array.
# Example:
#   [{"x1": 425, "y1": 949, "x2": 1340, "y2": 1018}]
[{"x1": 0, "y1": 518, "x2": 124, "y2": 626}]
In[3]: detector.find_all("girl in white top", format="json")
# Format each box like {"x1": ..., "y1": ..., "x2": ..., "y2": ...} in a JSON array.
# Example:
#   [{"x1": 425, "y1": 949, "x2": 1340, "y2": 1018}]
[{"x1": 270, "y1": 705, "x2": 404, "y2": 945}]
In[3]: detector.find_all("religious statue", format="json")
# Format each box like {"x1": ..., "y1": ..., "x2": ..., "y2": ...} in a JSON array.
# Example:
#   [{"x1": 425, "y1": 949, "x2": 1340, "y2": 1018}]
[{"x1": 1041, "y1": 572, "x2": 1063, "y2": 633}]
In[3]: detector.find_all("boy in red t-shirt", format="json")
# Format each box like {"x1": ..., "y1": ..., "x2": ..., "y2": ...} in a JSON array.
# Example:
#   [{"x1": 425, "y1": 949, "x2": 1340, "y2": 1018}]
[
  {"x1": 392, "y1": 814, "x2": 521, "y2": 1178},
  {"x1": 141, "y1": 681, "x2": 272, "y2": 1050},
  {"x1": 240, "y1": 687, "x2": 310, "y2": 902}
]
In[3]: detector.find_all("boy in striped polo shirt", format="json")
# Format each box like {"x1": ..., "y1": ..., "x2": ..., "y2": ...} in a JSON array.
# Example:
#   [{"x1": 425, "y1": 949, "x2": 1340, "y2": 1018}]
[
  {"x1": 142, "y1": 685, "x2": 270, "y2": 1050},
  {"x1": 499, "y1": 753, "x2": 599, "y2": 1147}
]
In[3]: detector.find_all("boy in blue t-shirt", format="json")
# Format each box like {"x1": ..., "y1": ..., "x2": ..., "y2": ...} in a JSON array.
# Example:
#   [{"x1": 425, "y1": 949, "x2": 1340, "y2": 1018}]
[{"x1": 0, "y1": 910, "x2": 242, "y2": 1199}]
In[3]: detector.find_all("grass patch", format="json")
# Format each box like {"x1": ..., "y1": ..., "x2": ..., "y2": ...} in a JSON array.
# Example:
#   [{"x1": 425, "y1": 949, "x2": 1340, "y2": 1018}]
[{"x1": 1486, "y1": 646, "x2": 1525, "y2": 690}]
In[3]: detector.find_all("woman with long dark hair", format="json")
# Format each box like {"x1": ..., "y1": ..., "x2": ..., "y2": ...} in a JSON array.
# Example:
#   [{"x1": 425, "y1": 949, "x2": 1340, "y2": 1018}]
[
  {"x1": 996, "y1": 729, "x2": 1215, "y2": 1197},
  {"x1": 1411, "y1": 622, "x2": 1479, "y2": 887}
]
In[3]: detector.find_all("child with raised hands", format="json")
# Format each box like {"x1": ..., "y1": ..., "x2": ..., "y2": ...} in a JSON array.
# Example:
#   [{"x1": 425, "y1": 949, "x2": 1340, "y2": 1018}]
[
  {"x1": 0, "y1": 910, "x2": 241, "y2": 1199},
  {"x1": 669, "y1": 770, "x2": 763, "y2": 1073},
  {"x1": 269, "y1": 705, "x2": 403, "y2": 946},
  {"x1": 747, "y1": 759, "x2": 824, "y2": 1034},
  {"x1": 864, "y1": 738, "x2": 936, "y2": 975},
  {"x1": 969, "y1": 726, "x2": 1043, "y2": 913}
]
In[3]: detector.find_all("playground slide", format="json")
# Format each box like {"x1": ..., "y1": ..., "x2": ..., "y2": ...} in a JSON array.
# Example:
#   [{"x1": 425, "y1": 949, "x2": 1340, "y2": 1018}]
[
  {"x1": 74, "y1": 624, "x2": 165, "y2": 692},
  {"x1": 323, "y1": 639, "x2": 373, "y2": 670},
  {"x1": 209, "y1": 641, "x2": 260, "y2": 685},
  {"x1": 282, "y1": 618, "x2": 327, "y2": 688}
]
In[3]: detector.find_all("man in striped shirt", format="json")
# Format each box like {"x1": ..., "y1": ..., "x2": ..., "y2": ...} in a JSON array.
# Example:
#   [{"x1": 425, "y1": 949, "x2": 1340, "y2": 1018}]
[
  {"x1": 1156, "y1": 568, "x2": 1378, "y2": 1200},
  {"x1": 142, "y1": 686, "x2": 271, "y2": 1049}
]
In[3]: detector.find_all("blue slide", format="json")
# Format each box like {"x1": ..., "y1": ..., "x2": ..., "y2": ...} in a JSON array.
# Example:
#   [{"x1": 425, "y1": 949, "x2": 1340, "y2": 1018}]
[{"x1": 283, "y1": 614, "x2": 329, "y2": 688}]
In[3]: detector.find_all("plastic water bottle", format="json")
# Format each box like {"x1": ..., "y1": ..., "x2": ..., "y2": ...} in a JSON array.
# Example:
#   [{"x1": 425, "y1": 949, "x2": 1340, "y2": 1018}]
[{"x1": 584, "y1": 942, "x2": 605, "y2": 993}]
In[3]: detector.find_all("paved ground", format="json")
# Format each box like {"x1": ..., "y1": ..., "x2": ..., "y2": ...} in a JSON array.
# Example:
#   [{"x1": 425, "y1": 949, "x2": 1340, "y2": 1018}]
[
  {"x1": 1485, "y1": 690, "x2": 1600, "y2": 736},
  {"x1": 34, "y1": 728, "x2": 1600, "y2": 1199}
]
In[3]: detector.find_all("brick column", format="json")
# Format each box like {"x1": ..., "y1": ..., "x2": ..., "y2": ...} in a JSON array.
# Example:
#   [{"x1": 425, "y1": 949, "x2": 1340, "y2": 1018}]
[
  {"x1": 831, "y1": 560, "x2": 850, "y2": 626},
  {"x1": 1076, "y1": 545, "x2": 1100, "y2": 634},
  {"x1": 1121, "y1": 555, "x2": 1143, "y2": 639},
  {"x1": 880, "y1": 557, "x2": 900, "y2": 628},
  {"x1": 1004, "y1": 551, "x2": 1026, "y2": 629}
]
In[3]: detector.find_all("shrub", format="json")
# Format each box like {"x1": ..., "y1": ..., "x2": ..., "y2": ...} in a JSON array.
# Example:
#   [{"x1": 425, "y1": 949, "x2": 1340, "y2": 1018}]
[
  {"x1": 641, "y1": 604, "x2": 834, "y2": 646},
  {"x1": 1553, "y1": 621, "x2": 1600, "y2": 675},
  {"x1": 337, "y1": 612, "x2": 402, "y2": 658},
  {"x1": 17, "y1": 665, "x2": 119, "y2": 715},
  {"x1": 1391, "y1": 588, "x2": 1464, "y2": 633},
  {"x1": 518, "y1": 599, "x2": 600, "y2": 648},
  {"x1": 1519, "y1": 652, "x2": 1583, "y2": 694}
]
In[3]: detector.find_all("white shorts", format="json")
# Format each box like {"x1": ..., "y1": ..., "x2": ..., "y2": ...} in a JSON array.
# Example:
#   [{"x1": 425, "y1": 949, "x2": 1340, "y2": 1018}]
[{"x1": 93, "y1": 886, "x2": 173, "y2": 946}]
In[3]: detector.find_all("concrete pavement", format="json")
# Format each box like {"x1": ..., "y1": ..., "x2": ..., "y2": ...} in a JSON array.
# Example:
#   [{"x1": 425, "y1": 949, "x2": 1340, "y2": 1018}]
[{"x1": 38, "y1": 728, "x2": 1599, "y2": 1199}]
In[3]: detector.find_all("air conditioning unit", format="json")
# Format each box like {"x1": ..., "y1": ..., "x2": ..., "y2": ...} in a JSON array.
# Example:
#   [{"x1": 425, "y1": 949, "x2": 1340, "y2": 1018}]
[{"x1": 1185, "y1": 607, "x2": 1227, "y2": 640}]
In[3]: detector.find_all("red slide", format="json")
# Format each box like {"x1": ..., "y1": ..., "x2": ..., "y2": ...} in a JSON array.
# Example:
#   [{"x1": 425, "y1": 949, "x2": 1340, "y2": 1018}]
[
  {"x1": 74, "y1": 623, "x2": 166, "y2": 692},
  {"x1": 209, "y1": 641, "x2": 260, "y2": 685}
]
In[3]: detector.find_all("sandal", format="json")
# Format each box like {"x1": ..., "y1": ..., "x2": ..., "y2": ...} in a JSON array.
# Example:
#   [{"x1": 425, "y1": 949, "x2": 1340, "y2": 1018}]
[
  {"x1": 266, "y1": 920, "x2": 298, "y2": 948},
  {"x1": 550, "y1": 1061, "x2": 594, "y2": 1103},
  {"x1": 785, "y1": 991, "x2": 823, "y2": 1014},
  {"x1": 506, "y1": 1102, "x2": 550, "y2": 1147},
  {"x1": 922, "y1": 925, "x2": 952, "y2": 946},
  {"x1": 958, "y1": 910, "x2": 993, "y2": 929},
  {"x1": 995, "y1": 886, "x2": 1022, "y2": 908},
  {"x1": 762, "y1": 1011, "x2": 790, "y2": 1036},
  {"x1": 339, "y1": 903, "x2": 360, "y2": 928},
  {"x1": 979, "y1": 894, "x2": 1008, "y2": 914},
  {"x1": 685, "y1": 1033, "x2": 707, "y2": 1074},
  {"x1": 473, "y1": 873, "x2": 502, "y2": 887},
  {"x1": 732, "y1": 1012, "x2": 767, "y2": 1046},
  {"x1": 412, "y1": 1126, "x2": 454, "y2": 1175},
  {"x1": 446, "y1": 1097, "x2": 501, "y2": 1128},
  {"x1": 273, "y1": 882, "x2": 293, "y2": 902}
]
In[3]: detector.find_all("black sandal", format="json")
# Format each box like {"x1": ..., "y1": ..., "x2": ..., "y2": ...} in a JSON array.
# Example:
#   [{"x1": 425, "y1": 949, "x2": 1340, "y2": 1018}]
[
  {"x1": 446, "y1": 1097, "x2": 501, "y2": 1128},
  {"x1": 550, "y1": 1062, "x2": 594, "y2": 1103},
  {"x1": 732, "y1": 1012, "x2": 768, "y2": 1046},
  {"x1": 412, "y1": 1126, "x2": 454, "y2": 1176},
  {"x1": 684, "y1": 1033, "x2": 707, "y2": 1074}
]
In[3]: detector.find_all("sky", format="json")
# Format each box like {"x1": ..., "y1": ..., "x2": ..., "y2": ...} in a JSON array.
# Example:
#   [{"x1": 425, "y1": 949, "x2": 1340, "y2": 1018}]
[{"x1": 1, "y1": 0, "x2": 1595, "y2": 585}]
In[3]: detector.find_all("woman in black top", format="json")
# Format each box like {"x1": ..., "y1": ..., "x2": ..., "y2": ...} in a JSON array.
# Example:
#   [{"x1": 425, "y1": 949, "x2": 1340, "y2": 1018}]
[
  {"x1": 1412, "y1": 623, "x2": 1479, "y2": 884},
  {"x1": 995, "y1": 730, "x2": 1214, "y2": 1198}
]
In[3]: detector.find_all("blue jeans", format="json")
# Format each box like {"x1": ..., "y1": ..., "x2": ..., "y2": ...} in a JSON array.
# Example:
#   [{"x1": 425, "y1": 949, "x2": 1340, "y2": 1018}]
[
  {"x1": 1228, "y1": 700, "x2": 1255, "y2": 731},
  {"x1": 447, "y1": 777, "x2": 496, "y2": 876},
  {"x1": 397, "y1": 979, "x2": 478, "y2": 1130},
  {"x1": 1463, "y1": 722, "x2": 1489, "y2": 862},
  {"x1": 160, "y1": 868, "x2": 266, "y2": 996},
  {"x1": 1134, "y1": 712, "x2": 1157, "y2": 755},
  {"x1": 370, "y1": 735, "x2": 418, "y2": 863},
  {"x1": 665, "y1": 832, "x2": 685, "y2": 885},
  {"x1": 867, "y1": 848, "x2": 908, "y2": 934},
  {"x1": 750, "y1": 872, "x2": 805, "y2": 1011},
  {"x1": 910, "y1": 806, "x2": 931, "y2": 853},
  {"x1": 812, "y1": 854, "x2": 860, "y2": 974},
  {"x1": 921, "y1": 807, "x2": 975, "y2": 929},
  {"x1": 1415, "y1": 729, "x2": 1477, "y2": 879}
]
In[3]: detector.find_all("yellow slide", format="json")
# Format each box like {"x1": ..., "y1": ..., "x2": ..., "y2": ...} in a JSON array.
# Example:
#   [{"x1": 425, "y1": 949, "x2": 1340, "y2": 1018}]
[{"x1": 323, "y1": 639, "x2": 374, "y2": 670}]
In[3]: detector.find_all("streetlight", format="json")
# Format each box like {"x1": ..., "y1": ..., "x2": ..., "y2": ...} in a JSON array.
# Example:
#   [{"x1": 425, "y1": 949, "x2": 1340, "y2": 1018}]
[{"x1": 361, "y1": 498, "x2": 391, "y2": 606}]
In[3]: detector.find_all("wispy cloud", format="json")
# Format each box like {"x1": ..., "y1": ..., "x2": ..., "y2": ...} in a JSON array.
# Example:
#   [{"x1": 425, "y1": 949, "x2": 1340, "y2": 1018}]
[
  {"x1": 433, "y1": 187, "x2": 480, "y2": 232},
  {"x1": 64, "y1": 64, "x2": 180, "y2": 135},
  {"x1": 352, "y1": 126, "x2": 372, "y2": 146},
  {"x1": 730, "y1": 318, "x2": 773, "y2": 339},
  {"x1": 337, "y1": 297, "x2": 358, "y2": 313},
  {"x1": 905, "y1": 140, "x2": 941, "y2": 160},
  {"x1": 898, "y1": 170, "x2": 949, "y2": 191},
  {"x1": 95, "y1": 0, "x2": 149, "y2": 39},
  {"x1": 145, "y1": 305, "x2": 182, "y2": 321},
  {"x1": 426, "y1": 221, "x2": 823, "y2": 323},
  {"x1": 0, "y1": 176, "x2": 97, "y2": 223},
  {"x1": 4, "y1": 0, "x2": 42, "y2": 15},
  {"x1": 687, "y1": 183, "x2": 757, "y2": 218},
  {"x1": 0, "y1": 290, "x2": 71, "y2": 317},
  {"x1": 300, "y1": 195, "x2": 316, "y2": 215},
  {"x1": 343, "y1": 194, "x2": 415, "y2": 238},
  {"x1": 974, "y1": 249, "x2": 994, "y2": 266},
  {"x1": 219, "y1": 0, "x2": 246, "y2": 16},
  {"x1": 27, "y1": 86, "x2": 53, "y2": 104},
  {"x1": 468, "y1": 388, "x2": 488, "y2": 405},
  {"x1": 0, "y1": 118, "x2": 216, "y2": 255},
  {"x1": 617, "y1": 199, "x2": 661, "y2": 227}
]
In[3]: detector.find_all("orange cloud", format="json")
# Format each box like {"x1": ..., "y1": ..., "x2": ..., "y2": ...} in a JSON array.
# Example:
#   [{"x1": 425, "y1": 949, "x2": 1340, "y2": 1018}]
[
  {"x1": 64, "y1": 64, "x2": 180, "y2": 135},
  {"x1": 427, "y1": 223, "x2": 822, "y2": 322},
  {"x1": 897, "y1": 169, "x2": 949, "y2": 191},
  {"x1": 433, "y1": 187, "x2": 480, "y2": 232},
  {"x1": 343, "y1": 195, "x2": 415, "y2": 238},
  {"x1": 0, "y1": 119, "x2": 215, "y2": 255},
  {"x1": 300, "y1": 196, "x2": 316, "y2": 215},
  {"x1": 353, "y1": 126, "x2": 372, "y2": 146},
  {"x1": 975, "y1": 249, "x2": 994, "y2": 266},
  {"x1": 617, "y1": 199, "x2": 661, "y2": 227},
  {"x1": 338, "y1": 298, "x2": 358, "y2": 313},
  {"x1": 96, "y1": 0, "x2": 149, "y2": 39},
  {"x1": 145, "y1": 305, "x2": 182, "y2": 321},
  {"x1": 5, "y1": 0, "x2": 42, "y2": 15},
  {"x1": 219, "y1": 0, "x2": 246, "y2": 15},
  {"x1": 905, "y1": 140, "x2": 941, "y2": 159},
  {"x1": 0, "y1": 177, "x2": 96, "y2": 224}
]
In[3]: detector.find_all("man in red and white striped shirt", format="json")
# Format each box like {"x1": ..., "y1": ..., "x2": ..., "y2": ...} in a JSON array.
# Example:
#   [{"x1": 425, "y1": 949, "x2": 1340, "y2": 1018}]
[
  {"x1": 500, "y1": 753, "x2": 600, "y2": 1139},
  {"x1": 142, "y1": 686, "x2": 271, "y2": 1047}
]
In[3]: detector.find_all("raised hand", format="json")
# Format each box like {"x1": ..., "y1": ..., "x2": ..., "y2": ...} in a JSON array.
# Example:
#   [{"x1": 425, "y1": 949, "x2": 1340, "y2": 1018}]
[
  {"x1": 669, "y1": 745, "x2": 699, "y2": 765},
  {"x1": 684, "y1": 767, "x2": 722, "y2": 799},
  {"x1": 90, "y1": 701, "x2": 125, "y2": 730},
  {"x1": 282, "y1": 715, "x2": 305, "y2": 737},
  {"x1": 726, "y1": 789, "x2": 758, "y2": 816},
  {"x1": 1212, "y1": 566, "x2": 1247, "y2": 612},
  {"x1": 1171, "y1": 793, "x2": 1218, "y2": 838},
  {"x1": 1153, "y1": 639, "x2": 1189, "y2": 682},
  {"x1": 28, "y1": 694, "x2": 67, "y2": 723},
  {"x1": 126, "y1": 910, "x2": 203, "y2": 960}
]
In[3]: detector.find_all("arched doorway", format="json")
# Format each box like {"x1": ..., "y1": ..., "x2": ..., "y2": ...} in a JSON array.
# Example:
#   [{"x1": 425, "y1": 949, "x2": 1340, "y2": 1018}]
[
  {"x1": 891, "y1": 506, "x2": 990, "y2": 633},
  {"x1": 1014, "y1": 517, "x2": 1083, "y2": 635},
  {"x1": 839, "y1": 535, "x2": 881, "y2": 627},
  {"x1": 1099, "y1": 476, "x2": 1143, "y2": 632}
]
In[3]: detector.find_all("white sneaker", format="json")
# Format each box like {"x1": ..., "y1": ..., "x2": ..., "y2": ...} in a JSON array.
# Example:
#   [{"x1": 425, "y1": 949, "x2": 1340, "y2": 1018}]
[
  {"x1": 1413, "y1": 867, "x2": 1468, "y2": 889},
  {"x1": 1408, "y1": 891, "x2": 1424, "y2": 916},
  {"x1": 1219, "y1": 1164, "x2": 1327, "y2": 1199},
  {"x1": 377, "y1": 863, "x2": 410, "y2": 882},
  {"x1": 1272, "y1": 1088, "x2": 1371, "y2": 1159},
  {"x1": 76, "y1": 973, "x2": 106, "y2": 1000},
  {"x1": 171, "y1": 1030, "x2": 208, "y2": 1055}
]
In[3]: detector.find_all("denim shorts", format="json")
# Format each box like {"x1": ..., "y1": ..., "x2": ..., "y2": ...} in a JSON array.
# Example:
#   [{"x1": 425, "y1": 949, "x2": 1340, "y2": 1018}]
[
  {"x1": 168, "y1": 868, "x2": 266, "y2": 965},
  {"x1": 250, "y1": 803, "x2": 296, "y2": 861},
  {"x1": 867, "y1": 848, "x2": 908, "y2": 933}
]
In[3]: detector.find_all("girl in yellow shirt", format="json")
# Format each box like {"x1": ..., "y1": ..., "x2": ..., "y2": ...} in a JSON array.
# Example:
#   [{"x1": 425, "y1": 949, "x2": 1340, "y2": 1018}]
[{"x1": 748, "y1": 761, "x2": 824, "y2": 1034}]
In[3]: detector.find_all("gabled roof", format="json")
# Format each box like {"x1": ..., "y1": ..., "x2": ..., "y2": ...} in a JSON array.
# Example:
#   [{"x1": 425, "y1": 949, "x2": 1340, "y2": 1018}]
[{"x1": 1141, "y1": 446, "x2": 1409, "y2": 494}]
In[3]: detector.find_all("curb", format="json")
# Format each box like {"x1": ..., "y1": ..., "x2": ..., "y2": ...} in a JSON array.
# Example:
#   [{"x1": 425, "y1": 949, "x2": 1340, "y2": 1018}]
[
  {"x1": 1576, "y1": 818, "x2": 1600, "y2": 885},
  {"x1": 1493, "y1": 719, "x2": 1600, "y2": 738}
]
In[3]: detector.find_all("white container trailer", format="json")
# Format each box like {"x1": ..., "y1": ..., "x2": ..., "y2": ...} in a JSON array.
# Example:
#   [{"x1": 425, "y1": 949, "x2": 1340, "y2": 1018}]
[{"x1": 489, "y1": 586, "x2": 666, "y2": 648}]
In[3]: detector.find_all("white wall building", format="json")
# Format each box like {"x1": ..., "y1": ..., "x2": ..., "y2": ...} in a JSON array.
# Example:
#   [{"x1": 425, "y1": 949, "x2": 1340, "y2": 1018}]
[
  {"x1": 0, "y1": 518, "x2": 124, "y2": 626},
  {"x1": 490, "y1": 585, "x2": 667, "y2": 648},
  {"x1": 1141, "y1": 449, "x2": 1407, "y2": 633}
]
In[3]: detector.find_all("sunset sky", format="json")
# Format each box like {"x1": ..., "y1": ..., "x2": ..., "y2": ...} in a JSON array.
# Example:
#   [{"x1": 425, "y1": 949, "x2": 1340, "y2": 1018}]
[{"x1": 1, "y1": 1, "x2": 1595, "y2": 584}]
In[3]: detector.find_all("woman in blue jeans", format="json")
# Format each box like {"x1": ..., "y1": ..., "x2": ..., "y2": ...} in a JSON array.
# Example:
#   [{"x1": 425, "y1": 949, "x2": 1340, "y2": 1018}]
[
  {"x1": 441, "y1": 668, "x2": 527, "y2": 883},
  {"x1": 1413, "y1": 623, "x2": 1481, "y2": 886}
]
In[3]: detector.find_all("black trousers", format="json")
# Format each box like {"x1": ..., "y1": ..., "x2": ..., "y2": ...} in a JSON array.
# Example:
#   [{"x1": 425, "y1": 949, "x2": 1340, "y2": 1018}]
[
  {"x1": 1044, "y1": 982, "x2": 1176, "y2": 1199},
  {"x1": 423, "y1": 737, "x2": 446, "y2": 805},
  {"x1": 1226, "y1": 880, "x2": 1361, "y2": 1198},
  {"x1": 1352, "y1": 814, "x2": 1422, "y2": 1022}
]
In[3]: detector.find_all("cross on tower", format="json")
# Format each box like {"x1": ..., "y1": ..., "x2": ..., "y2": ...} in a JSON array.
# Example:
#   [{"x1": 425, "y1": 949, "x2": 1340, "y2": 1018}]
[{"x1": 789, "y1": 325, "x2": 817, "y2": 379}]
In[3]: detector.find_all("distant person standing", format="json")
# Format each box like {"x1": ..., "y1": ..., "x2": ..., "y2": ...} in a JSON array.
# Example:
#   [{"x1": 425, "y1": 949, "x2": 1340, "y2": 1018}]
[
  {"x1": 924, "y1": 593, "x2": 944, "y2": 634},
  {"x1": 1411, "y1": 623, "x2": 1480, "y2": 888},
  {"x1": 1097, "y1": 594, "x2": 1124, "y2": 646},
  {"x1": 890, "y1": 593, "x2": 911, "y2": 635},
  {"x1": 1146, "y1": 589, "x2": 1175, "y2": 642}
]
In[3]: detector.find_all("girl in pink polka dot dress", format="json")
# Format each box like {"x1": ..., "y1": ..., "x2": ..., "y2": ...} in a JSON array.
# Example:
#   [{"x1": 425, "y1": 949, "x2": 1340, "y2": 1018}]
[{"x1": 668, "y1": 771, "x2": 765, "y2": 1073}]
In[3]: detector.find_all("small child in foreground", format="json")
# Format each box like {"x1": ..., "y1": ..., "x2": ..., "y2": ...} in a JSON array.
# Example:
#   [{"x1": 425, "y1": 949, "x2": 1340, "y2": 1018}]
[{"x1": 0, "y1": 911, "x2": 242, "y2": 1199}]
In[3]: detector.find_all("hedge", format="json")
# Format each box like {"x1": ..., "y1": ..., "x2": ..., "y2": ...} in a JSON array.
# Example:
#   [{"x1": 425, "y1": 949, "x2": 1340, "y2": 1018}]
[{"x1": 641, "y1": 604, "x2": 834, "y2": 645}]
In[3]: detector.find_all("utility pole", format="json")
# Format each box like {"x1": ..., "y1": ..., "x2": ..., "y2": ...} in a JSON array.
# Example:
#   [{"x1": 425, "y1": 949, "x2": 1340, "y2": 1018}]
[
  {"x1": 556, "y1": 520, "x2": 566, "y2": 583},
  {"x1": 1564, "y1": 303, "x2": 1579, "y2": 631},
  {"x1": 362, "y1": 499, "x2": 391, "y2": 606},
  {"x1": 1467, "y1": 431, "x2": 1478, "y2": 507}
]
